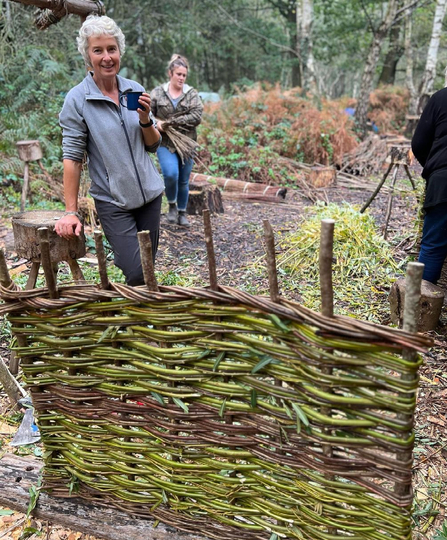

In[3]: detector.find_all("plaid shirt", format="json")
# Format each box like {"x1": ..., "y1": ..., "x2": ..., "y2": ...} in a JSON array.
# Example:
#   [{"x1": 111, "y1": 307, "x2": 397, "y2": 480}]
[{"x1": 150, "y1": 83, "x2": 203, "y2": 153}]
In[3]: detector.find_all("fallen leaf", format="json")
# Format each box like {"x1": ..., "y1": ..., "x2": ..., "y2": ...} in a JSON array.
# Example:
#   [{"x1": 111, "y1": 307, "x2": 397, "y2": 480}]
[
  {"x1": 9, "y1": 264, "x2": 28, "y2": 277},
  {"x1": 0, "y1": 421, "x2": 16, "y2": 435},
  {"x1": 427, "y1": 416, "x2": 445, "y2": 427},
  {"x1": 416, "y1": 486, "x2": 428, "y2": 500}
]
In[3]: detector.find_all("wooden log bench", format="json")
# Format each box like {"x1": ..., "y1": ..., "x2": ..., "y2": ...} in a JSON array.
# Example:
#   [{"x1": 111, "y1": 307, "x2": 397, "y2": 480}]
[{"x1": 0, "y1": 453, "x2": 208, "y2": 540}]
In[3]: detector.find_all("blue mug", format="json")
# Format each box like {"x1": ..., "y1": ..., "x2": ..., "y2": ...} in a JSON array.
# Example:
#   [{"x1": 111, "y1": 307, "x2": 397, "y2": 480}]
[{"x1": 126, "y1": 91, "x2": 145, "y2": 111}]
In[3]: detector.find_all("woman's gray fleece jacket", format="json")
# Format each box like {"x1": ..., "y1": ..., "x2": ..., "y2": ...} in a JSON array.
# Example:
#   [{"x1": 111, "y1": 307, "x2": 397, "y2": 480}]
[{"x1": 59, "y1": 73, "x2": 164, "y2": 210}]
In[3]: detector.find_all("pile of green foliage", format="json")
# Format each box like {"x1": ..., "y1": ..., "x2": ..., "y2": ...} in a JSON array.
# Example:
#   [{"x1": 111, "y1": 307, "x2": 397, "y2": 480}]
[{"x1": 274, "y1": 202, "x2": 404, "y2": 323}]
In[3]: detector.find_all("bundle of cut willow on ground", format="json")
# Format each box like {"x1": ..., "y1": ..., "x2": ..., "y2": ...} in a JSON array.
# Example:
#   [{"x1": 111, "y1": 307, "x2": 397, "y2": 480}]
[{"x1": 0, "y1": 281, "x2": 431, "y2": 540}]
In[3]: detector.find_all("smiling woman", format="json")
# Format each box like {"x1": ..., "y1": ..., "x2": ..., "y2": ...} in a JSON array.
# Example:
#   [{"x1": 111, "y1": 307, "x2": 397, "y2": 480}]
[{"x1": 55, "y1": 15, "x2": 164, "y2": 286}]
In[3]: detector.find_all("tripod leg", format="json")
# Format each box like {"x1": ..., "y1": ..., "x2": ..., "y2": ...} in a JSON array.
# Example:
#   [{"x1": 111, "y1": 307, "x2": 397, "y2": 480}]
[
  {"x1": 404, "y1": 165, "x2": 417, "y2": 190},
  {"x1": 360, "y1": 162, "x2": 393, "y2": 213},
  {"x1": 383, "y1": 165, "x2": 399, "y2": 240}
]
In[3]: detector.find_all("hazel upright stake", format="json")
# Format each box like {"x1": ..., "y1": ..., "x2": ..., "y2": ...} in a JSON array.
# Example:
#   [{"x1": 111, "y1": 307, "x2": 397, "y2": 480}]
[
  {"x1": 263, "y1": 220, "x2": 280, "y2": 302},
  {"x1": 137, "y1": 231, "x2": 158, "y2": 291},
  {"x1": 38, "y1": 227, "x2": 58, "y2": 299},
  {"x1": 94, "y1": 230, "x2": 110, "y2": 290},
  {"x1": 0, "y1": 249, "x2": 13, "y2": 289},
  {"x1": 395, "y1": 261, "x2": 424, "y2": 498},
  {"x1": 319, "y1": 219, "x2": 335, "y2": 318},
  {"x1": 203, "y1": 210, "x2": 218, "y2": 291},
  {"x1": 319, "y1": 219, "x2": 336, "y2": 535}
]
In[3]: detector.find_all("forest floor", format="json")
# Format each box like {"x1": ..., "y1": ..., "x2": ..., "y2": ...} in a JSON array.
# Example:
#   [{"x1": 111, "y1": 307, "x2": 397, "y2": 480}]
[{"x1": 0, "y1": 165, "x2": 446, "y2": 539}]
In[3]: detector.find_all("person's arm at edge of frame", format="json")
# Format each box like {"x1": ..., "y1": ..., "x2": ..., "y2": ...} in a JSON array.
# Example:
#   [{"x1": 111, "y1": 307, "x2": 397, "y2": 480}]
[
  {"x1": 54, "y1": 159, "x2": 83, "y2": 239},
  {"x1": 411, "y1": 96, "x2": 437, "y2": 167}
]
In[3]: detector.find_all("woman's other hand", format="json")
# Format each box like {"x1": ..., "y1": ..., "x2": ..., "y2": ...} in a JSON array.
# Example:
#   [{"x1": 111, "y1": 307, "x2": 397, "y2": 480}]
[{"x1": 55, "y1": 214, "x2": 82, "y2": 240}]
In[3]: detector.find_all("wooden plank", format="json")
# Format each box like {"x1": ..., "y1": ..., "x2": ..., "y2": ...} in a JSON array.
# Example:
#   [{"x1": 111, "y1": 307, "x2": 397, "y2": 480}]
[{"x1": 0, "y1": 453, "x2": 207, "y2": 540}]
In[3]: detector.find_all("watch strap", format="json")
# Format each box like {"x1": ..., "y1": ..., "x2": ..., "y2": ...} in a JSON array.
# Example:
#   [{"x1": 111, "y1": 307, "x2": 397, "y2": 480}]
[{"x1": 139, "y1": 119, "x2": 154, "y2": 128}]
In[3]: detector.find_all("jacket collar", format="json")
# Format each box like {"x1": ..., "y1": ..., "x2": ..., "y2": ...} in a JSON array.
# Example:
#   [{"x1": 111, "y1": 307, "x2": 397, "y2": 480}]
[
  {"x1": 162, "y1": 81, "x2": 193, "y2": 96},
  {"x1": 84, "y1": 72, "x2": 133, "y2": 96}
]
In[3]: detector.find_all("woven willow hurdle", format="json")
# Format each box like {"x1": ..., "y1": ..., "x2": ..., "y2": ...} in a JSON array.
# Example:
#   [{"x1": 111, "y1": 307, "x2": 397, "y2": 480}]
[{"x1": 0, "y1": 214, "x2": 431, "y2": 540}]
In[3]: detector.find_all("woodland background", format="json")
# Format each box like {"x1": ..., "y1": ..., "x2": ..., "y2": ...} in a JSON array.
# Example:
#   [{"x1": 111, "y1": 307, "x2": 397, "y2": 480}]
[{"x1": 2, "y1": 0, "x2": 447, "y2": 180}]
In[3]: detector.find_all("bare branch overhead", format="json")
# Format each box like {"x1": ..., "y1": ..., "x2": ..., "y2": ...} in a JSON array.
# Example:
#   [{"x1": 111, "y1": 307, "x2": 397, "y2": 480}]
[{"x1": 9, "y1": 0, "x2": 105, "y2": 29}]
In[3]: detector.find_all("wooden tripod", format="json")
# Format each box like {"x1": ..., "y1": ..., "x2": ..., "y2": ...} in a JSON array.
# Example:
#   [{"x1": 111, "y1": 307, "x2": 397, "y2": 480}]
[{"x1": 360, "y1": 145, "x2": 418, "y2": 239}]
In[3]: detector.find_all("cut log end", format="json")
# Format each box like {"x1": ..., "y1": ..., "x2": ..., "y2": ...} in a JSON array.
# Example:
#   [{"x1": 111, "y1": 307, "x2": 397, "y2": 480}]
[
  {"x1": 187, "y1": 183, "x2": 224, "y2": 216},
  {"x1": 389, "y1": 278, "x2": 445, "y2": 332},
  {"x1": 12, "y1": 210, "x2": 86, "y2": 262}
]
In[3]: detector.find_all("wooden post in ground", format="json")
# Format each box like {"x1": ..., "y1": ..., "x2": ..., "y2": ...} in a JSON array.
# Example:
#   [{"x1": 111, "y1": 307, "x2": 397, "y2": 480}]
[
  {"x1": 203, "y1": 210, "x2": 218, "y2": 291},
  {"x1": 395, "y1": 262, "x2": 423, "y2": 499},
  {"x1": 319, "y1": 218, "x2": 337, "y2": 536},
  {"x1": 94, "y1": 230, "x2": 110, "y2": 290},
  {"x1": 38, "y1": 227, "x2": 58, "y2": 299},
  {"x1": 263, "y1": 220, "x2": 280, "y2": 302},
  {"x1": 320, "y1": 219, "x2": 335, "y2": 317},
  {"x1": 137, "y1": 231, "x2": 158, "y2": 291},
  {"x1": 16, "y1": 140, "x2": 43, "y2": 212},
  {"x1": 0, "y1": 249, "x2": 23, "y2": 404}
]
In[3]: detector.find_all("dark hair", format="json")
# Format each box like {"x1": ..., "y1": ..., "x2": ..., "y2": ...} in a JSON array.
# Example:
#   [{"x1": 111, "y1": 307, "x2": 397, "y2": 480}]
[{"x1": 167, "y1": 54, "x2": 189, "y2": 75}]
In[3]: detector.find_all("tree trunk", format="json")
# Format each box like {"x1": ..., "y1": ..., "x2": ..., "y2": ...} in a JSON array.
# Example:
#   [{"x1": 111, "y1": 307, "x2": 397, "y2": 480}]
[
  {"x1": 405, "y1": 6, "x2": 418, "y2": 115},
  {"x1": 355, "y1": 0, "x2": 399, "y2": 136},
  {"x1": 5, "y1": 0, "x2": 12, "y2": 23},
  {"x1": 297, "y1": 0, "x2": 317, "y2": 93},
  {"x1": 417, "y1": 0, "x2": 447, "y2": 113},
  {"x1": 378, "y1": 17, "x2": 403, "y2": 85}
]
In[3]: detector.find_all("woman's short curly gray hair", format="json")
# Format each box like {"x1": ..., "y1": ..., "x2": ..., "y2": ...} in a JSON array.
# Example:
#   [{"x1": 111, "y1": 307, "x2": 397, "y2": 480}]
[{"x1": 77, "y1": 15, "x2": 126, "y2": 67}]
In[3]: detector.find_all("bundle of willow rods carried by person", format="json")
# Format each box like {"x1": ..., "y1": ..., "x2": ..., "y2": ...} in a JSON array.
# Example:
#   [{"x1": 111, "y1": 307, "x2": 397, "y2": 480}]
[{"x1": 161, "y1": 121, "x2": 199, "y2": 163}]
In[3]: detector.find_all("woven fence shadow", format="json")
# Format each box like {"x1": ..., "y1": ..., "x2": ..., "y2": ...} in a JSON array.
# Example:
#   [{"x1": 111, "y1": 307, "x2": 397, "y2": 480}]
[{"x1": 0, "y1": 281, "x2": 430, "y2": 540}]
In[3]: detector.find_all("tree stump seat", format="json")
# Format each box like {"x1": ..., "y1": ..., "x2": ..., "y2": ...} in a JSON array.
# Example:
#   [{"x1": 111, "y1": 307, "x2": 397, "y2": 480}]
[
  {"x1": 187, "y1": 181, "x2": 224, "y2": 215},
  {"x1": 12, "y1": 210, "x2": 86, "y2": 288},
  {"x1": 389, "y1": 278, "x2": 445, "y2": 331}
]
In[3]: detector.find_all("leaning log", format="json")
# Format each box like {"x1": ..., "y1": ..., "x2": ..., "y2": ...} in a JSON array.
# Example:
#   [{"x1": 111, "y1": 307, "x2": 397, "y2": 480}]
[
  {"x1": 190, "y1": 173, "x2": 287, "y2": 199},
  {"x1": 0, "y1": 453, "x2": 208, "y2": 540},
  {"x1": 220, "y1": 192, "x2": 287, "y2": 204},
  {"x1": 10, "y1": 0, "x2": 105, "y2": 29}
]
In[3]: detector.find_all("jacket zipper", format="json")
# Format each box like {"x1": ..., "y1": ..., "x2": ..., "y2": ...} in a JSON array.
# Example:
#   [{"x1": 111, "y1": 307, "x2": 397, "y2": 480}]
[{"x1": 117, "y1": 105, "x2": 147, "y2": 205}]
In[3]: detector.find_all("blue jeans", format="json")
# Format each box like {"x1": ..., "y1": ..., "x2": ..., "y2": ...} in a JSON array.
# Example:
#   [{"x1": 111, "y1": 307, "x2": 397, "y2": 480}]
[
  {"x1": 418, "y1": 202, "x2": 447, "y2": 284},
  {"x1": 157, "y1": 146, "x2": 193, "y2": 211}
]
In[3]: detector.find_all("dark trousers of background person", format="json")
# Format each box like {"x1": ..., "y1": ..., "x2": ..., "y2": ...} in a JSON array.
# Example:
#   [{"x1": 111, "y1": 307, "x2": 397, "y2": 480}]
[
  {"x1": 157, "y1": 146, "x2": 193, "y2": 212},
  {"x1": 95, "y1": 194, "x2": 162, "y2": 286},
  {"x1": 418, "y1": 201, "x2": 447, "y2": 284}
]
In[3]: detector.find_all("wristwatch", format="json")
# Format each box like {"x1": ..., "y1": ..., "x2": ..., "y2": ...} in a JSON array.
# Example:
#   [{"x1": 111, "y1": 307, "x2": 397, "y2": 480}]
[
  {"x1": 139, "y1": 118, "x2": 154, "y2": 128},
  {"x1": 64, "y1": 211, "x2": 82, "y2": 220}
]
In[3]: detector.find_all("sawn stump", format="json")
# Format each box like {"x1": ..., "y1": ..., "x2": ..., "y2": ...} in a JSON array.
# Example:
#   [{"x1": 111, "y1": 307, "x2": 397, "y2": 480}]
[{"x1": 12, "y1": 210, "x2": 86, "y2": 288}]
